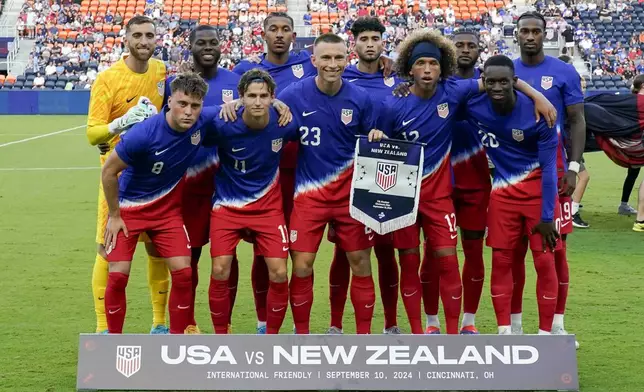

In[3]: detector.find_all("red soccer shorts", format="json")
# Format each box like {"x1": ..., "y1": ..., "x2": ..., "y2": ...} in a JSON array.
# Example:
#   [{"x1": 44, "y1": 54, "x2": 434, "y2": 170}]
[
  {"x1": 327, "y1": 224, "x2": 393, "y2": 245},
  {"x1": 280, "y1": 168, "x2": 295, "y2": 226},
  {"x1": 558, "y1": 195, "x2": 573, "y2": 235},
  {"x1": 393, "y1": 196, "x2": 458, "y2": 250},
  {"x1": 181, "y1": 192, "x2": 211, "y2": 248},
  {"x1": 452, "y1": 187, "x2": 491, "y2": 232},
  {"x1": 210, "y1": 210, "x2": 289, "y2": 259},
  {"x1": 289, "y1": 202, "x2": 373, "y2": 253},
  {"x1": 106, "y1": 214, "x2": 191, "y2": 262},
  {"x1": 487, "y1": 198, "x2": 563, "y2": 251}
]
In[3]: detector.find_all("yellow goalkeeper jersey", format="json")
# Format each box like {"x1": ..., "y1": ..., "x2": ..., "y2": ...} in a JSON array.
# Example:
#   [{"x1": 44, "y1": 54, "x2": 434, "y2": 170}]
[{"x1": 86, "y1": 57, "x2": 167, "y2": 165}]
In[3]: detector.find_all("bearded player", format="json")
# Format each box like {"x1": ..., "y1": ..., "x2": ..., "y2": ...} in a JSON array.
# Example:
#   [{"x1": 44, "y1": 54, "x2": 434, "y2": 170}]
[
  {"x1": 86, "y1": 16, "x2": 169, "y2": 335},
  {"x1": 164, "y1": 25, "x2": 242, "y2": 332},
  {"x1": 326, "y1": 17, "x2": 404, "y2": 335},
  {"x1": 378, "y1": 30, "x2": 555, "y2": 335},
  {"x1": 421, "y1": 30, "x2": 491, "y2": 335},
  {"x1": 512, "y1": 12, "x2": 585, "y2": 345}
]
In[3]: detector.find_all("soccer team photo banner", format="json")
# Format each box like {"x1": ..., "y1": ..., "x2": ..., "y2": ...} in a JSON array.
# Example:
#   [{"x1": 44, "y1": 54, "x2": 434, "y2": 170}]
[
  {"x1": 76, "y1": 334, "x2": 579, "y2": 391},
  {"x1": 350, "y1": 136, "x2": 424, "y2": 235}
]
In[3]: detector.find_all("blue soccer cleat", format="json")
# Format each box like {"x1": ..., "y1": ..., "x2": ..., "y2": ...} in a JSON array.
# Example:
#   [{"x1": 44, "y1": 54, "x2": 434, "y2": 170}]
[
  {"x1": 150, "y1": 325, "x2": 169, "y2": 334},
  {"x1": 98, "y1": 329, "x2": 109, "y2": 335},
  {"x1": 257, "y1": 325, "x2": 267, "y2": 334}
]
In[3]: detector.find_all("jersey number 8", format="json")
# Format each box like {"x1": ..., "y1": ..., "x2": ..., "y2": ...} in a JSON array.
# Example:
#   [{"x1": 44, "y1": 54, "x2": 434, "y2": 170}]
[
  {"x1": 151, "y1": 161, "x2": 164, "y2": 174},
  {"x1": 300, "y1": 126, "x2": 321, "y2": 146}
]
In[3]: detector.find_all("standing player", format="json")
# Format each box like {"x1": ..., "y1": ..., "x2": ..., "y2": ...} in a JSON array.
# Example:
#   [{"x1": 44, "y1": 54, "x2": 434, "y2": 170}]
[
  {"x1": 277, "y1": 33, "x2": 382, "y2": 334},
  {"x1": 165, "y1": 25, "x2": 242, "y2": 332},
  {"x1": 465, "y1": 55, "x2": 560, "y2": 335},
  {"x1": 206, "y1": 69, "x2": 297, "y2": 335},
  {"x1": 100, "y1": 73, "x2": 217, "y2": 334},
  {"x1": 233, "y1": 12, "x2": 317, "y2": 333},
  {"x1": 86, "y1": 16, "x2": 170, "y2": 335},
  {"x1": 445, "y1": 30, "x2": 491, "y2": 335},
  {"x1": 512, "y1": 12, "x2": 585, "y2": 343},
  {"x1": 326, "y1": 17, "x2": 403, "y2": 335},
  {"x1": 378, "y1": 30, "x2": 555, "y2": 335}
]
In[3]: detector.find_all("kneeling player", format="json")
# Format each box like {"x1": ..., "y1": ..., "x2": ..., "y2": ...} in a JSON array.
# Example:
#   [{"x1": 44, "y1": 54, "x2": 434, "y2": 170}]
[
  {"x1": 207, "y1": 70, "x2": 298, "y2": 334},
  {"x1": 465, "y1": 55, "x2": 560, "y2": 335},
  {"x1": 101, "y1": 73, "x2": 218, "y2": 334}
]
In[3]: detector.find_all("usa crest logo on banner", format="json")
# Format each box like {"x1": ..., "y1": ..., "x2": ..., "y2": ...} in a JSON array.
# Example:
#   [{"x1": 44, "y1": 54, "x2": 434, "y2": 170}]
[
  {"x1": 116, "y1": 346, "x2": 141, "y2": 378},
  {"x1": 350, "y1": 136, "x2": 424, "y2": 235}
]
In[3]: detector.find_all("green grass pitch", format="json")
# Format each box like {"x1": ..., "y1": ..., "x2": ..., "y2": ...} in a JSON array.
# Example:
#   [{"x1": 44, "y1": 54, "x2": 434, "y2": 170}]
[{"x1": 0, "y1": 115, "x2": 643, "y2": 392}]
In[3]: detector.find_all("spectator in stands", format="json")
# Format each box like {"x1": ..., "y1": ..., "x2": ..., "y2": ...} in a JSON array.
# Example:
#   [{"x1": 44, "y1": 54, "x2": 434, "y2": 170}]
[{"x1": 33, "y1": 72, "x2": 45, "y2": 89}]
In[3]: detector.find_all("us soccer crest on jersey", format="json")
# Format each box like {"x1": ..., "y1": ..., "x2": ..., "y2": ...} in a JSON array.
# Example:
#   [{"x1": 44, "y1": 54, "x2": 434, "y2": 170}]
[
  {"x1": 512, "y1": 129, "x2": 524, "y2": 142},
  {"x1": 191, "y1": 130, "x2": 201, "y2": 145},
  {"x1": 292, "y1": 64, "x2": 304, "y2": 78},
  {"x1": 222, "y1": 89, "x2": 234, "y2": 103},
  {"x1": 272, "y1": 138, "x2": 283, "y2": 153},
  {"x1": 541, "y1": 76, "x2": 554, "y2": 90},
  {"x1": 437, "y1": 103, "x2": 449, "y2": 118},
  {"x1": 341, "y1": 109, "x2": 353, "y2": 125}
]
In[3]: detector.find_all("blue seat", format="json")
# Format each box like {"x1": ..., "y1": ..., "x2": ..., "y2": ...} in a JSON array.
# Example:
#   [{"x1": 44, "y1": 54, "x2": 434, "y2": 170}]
[{"x1": 594, "y1": 80, "x2": 605, "y2": 88}]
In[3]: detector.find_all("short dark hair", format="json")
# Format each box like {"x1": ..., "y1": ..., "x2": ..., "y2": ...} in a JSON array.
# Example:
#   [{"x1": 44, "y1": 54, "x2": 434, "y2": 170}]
[
  {"x1": 517, "y1": 11, "x2": 547, "y2": 30},
  {"x1": 483, "y1": 55, "x2": 515, "y2": 73},
  {"x1": 350, "y1": 17, "x2": 385, "y2": 39},
  {"x1": 453, "y1": 28, "x2": 479, "y2": 42},
  {"x1": 126, "y1": 15, "x2": 155, "y2": 33},
  {"x1": 633, "y1": 74, "x2": 644, "y2": 94},
  {"x1": 558, "y1": 55, "x2": 572, "y2": 64},
  {"x1": 263, "y1": 12, "x2": 294, "y2": 30},
  {"x1": 314, "y1": 33, "x2": 345, "y2": 46},
  {"x1": 170, "y1": 72, "x2": 209, "y2": 100},
  {"x1": 190, "y1": 24, "x2": 218, "y2": 44},
  {"x1": 238, "y1": 69, "x2": 277, "y2": 97}
]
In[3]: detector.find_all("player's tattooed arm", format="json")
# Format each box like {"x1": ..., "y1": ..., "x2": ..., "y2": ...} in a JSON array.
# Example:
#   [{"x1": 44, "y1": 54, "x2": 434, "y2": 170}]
[
  {"x1": 561, "y1": 103, "x2": 586, "y2": 196},
  {"x1": 101, "y1": 151, "x2": 130, "y2": 253},
  {"x1": 392, "y1": 81, "x2": 413, "y2": 97},
  {"x1": 512, "y1": 79, "x2": 558, "y2": 129}
]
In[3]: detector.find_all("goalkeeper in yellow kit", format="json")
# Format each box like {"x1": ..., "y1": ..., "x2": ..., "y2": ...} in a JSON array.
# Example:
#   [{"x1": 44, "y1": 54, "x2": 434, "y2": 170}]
[{"x1": 86, "y1": 16, "x2": 169, "y2": 334}]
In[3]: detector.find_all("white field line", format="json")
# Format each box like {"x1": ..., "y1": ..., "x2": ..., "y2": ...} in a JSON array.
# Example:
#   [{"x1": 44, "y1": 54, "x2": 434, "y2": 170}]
[
  {"x1": 0, "y1": 167, "x2": 99, "y2": 171},
  {"x1": 0, "y1": 124, "x2": 86, "y2": 148}
]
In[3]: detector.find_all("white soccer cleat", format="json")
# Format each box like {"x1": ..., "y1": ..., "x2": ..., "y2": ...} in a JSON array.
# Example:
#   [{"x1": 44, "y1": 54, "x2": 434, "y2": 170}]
[
  {"x1": 511, "y1": 325, "x2": 524, "y2": 335},
  {"x1": 551, "y1": 326, "x2": 580, "y2": 349},
  {"x1": 383, "y1": 326, "x2": 401, "y2": 335},
  {"x1": 326, "y1": 326, "x2": 343, "y2": 334}
]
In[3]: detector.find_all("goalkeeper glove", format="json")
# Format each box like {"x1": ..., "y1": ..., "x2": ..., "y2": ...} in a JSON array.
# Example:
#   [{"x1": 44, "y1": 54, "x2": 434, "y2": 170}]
[{"x1": 108, "y1": 97, "x2": 158, "y2": 135}]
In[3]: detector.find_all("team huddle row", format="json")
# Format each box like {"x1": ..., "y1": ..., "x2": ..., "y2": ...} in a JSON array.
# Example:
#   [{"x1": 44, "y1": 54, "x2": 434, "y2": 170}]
[{"x1": 88, "y1": 12, "x2": 584, "y2": 343}]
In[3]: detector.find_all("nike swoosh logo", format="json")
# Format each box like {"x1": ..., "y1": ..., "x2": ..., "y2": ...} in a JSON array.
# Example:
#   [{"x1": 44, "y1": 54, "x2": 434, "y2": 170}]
[
  {"x1": 348, "y1": 78, "x2": 358, "y2": 82},
  {"x1": 272, "y1": 307, "x2": 286, "y2": 312},
  {"x1": 402, "y1": 117, "x2": 416, "y2": 126},
  {"x1": 178, "y1": 305, "x2": 190, "y2": 309},
  {"x1": 542, "y1": 295, "x2": 557, "y2": 300},
  {"x1": 155, "y1": 148, "x2": 170, "y2": 156},
  {"x1": 452, "y1": 295, "x2": 462, "y2": 300},
  {"x1": 108, "y1": 308, "x2": 121, "y2": 314},
  {"x1": 302, "y1": 111, "x2": 317, "y2": 117},
  {"x1": 561, "y1": 221, "x2": 570, "y2": 227},
  {"x1": 232, "y1": 147, "x2": 246, "y2": 152},
  {"x1": 293, "y1": 301, "x2": 308, "y2": 307},
  {"x1": 403, "y1": 290, "x2": 418, "y2": 297},
  {"x1": 158, "y1": 291, "x2": 168, "y2": 294},
  {"x1": 255, "y1": 289, "x2": 268, "y2": 294},
  {"x1": 98, "y1": 297, "x2": 105, "y2": 300},
  {"x1": 126, "y1": 96, "x2": 136, "y2": 103},
  {"x1": 450, "y1": 234, "x2": 458, "y2": 239},
  {"x1": 471, "y1": 277, "x2": 484, "y2": 282},
  {"x1": 365, "y1": 303, "x2": 375, "y2": 308},
  {"x1": 282, "y1": 246, "x2": 289, "y2": 251},
  {"x1": 491, "y1": 293, "x2": 505, "y2": 298},
  {"x1": 368, "y1": 235, "x2": 374, "y2": 241},
  {"x1": 210, "y1": 311, "x2": 223, "y2": 316}
]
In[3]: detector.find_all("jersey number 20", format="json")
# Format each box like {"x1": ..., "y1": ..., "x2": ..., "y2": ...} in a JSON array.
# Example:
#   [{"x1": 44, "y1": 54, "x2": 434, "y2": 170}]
[{"x1": 478, "y1": 130, "x2": 499, "y2": 148}]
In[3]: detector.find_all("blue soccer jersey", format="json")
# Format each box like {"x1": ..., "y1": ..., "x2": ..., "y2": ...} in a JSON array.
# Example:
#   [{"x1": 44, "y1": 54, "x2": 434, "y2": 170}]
[
  {"x1": 114, "y1": 106, "x2": 219, "y2": 210},
  {"x1": 277, "y1": 76, "x2": 380, "y2": 206},
  {"x1": 165, "y1": 69, "x2": 241, "y2": 196},
  {"x1": 233, "y1": 51, "x2": 317, "y2": 95},
  {"x1": 513, "y1": 56, "x2": 584, "y2": 174},
  {"x1": 449, "y1": 69, "x2": 491, "y2": 191},
  {"x1": 380, "y1": 78, "x2": 480, "y2": 200},
  {"x1": 342, "y1": 65, "x2": 404, "y2": 105},
  {"x1": 206, "y1": 107, "x2": 299, "y2": 215},
  {"x1": 465, "y1": 92, "x2": 558, "y2": 222}
]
